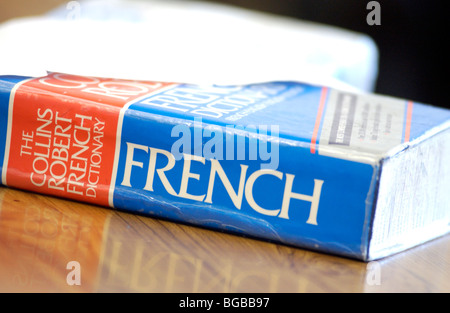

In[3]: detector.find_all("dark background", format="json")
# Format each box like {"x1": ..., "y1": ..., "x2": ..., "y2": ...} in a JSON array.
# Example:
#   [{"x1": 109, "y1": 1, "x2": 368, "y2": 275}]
[
  {"x1": 0, "y1": 0, "x2": 447, "y2": 109},
  {"x1": 206, "y1": 0, "x2": 449, "y2": 109}
]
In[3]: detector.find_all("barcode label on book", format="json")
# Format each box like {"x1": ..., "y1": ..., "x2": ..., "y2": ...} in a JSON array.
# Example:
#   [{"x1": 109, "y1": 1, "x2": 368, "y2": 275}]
[{"x1": 318, "y1": 90, "x2": 411, "y2": 162}]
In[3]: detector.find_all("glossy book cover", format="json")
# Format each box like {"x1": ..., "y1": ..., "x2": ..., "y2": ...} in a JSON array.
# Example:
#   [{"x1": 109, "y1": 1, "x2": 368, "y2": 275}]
[{"x1": 1, "y1": 73, "x2": 449, "y2": 261}]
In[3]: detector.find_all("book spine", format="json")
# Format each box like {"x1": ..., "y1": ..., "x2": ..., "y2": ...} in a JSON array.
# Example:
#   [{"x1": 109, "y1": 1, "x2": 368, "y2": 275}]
[{"x1": 0, "y1": 73, "x2": 379, "y2": 260}]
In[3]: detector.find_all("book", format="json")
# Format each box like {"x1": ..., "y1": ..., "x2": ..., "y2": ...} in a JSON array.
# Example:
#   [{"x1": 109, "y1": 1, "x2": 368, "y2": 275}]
[{"x1": 1, "y1": 72, "x2": 449, "y2": 261}]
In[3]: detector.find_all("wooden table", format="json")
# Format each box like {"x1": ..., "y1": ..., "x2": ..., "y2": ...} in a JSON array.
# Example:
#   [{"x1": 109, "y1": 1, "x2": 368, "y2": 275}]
[
  {"x1": 0, "y1": 186, "x2": 449, "y2": 293},
  {"x1": 1, "y1": 1, "x2": 449, "y2": 294}
]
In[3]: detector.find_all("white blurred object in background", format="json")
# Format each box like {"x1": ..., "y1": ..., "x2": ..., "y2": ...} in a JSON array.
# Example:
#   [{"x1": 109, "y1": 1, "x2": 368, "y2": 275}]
[{"x1": 0, "y1": 0, "x2": 378, "y2": 92}]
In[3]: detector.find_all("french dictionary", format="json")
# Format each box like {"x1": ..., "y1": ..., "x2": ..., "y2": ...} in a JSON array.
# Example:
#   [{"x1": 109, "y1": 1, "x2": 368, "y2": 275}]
[{"x1": 1, "y1": 72, "x2": 448, "y2": 260}]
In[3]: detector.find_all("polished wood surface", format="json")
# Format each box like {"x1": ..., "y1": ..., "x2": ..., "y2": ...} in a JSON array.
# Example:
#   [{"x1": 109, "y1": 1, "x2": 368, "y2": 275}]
[
  {"x1": 1, "y1": 1, "x2": 449, "y2": 293},
  {"x1": 0, "y1": 0, "x2": 67, "y2": 23},
  {"x1": 1, "y1": 186, "x2": 449, "y2": 293}
]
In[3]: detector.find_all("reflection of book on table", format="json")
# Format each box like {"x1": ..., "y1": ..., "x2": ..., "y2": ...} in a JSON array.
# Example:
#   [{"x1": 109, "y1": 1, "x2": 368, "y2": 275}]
[{"x1": 1, "y1": 72, "x2": 449, "y2": 261}]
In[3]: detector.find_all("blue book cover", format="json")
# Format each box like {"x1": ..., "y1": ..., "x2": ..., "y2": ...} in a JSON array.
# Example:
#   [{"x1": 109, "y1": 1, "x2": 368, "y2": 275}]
[{"x1": 1, "y1": 73, "x2": 449, "y2": 261}]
